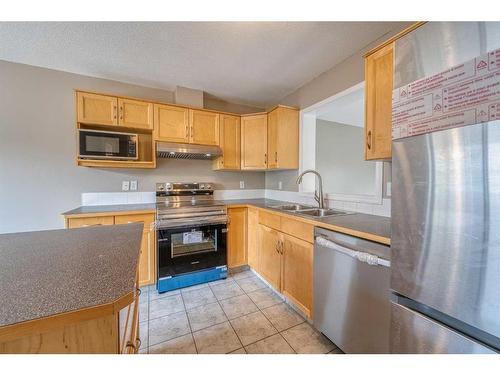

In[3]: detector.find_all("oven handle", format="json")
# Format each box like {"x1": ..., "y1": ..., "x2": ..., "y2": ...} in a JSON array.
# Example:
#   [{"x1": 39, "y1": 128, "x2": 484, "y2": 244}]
[{"x1": 155, "y1": 217, "x2": 228, "y2": 230}]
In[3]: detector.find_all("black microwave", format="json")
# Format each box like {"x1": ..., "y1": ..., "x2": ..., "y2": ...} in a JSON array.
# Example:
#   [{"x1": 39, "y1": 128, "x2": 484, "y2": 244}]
[{"x1": 78, "y1": 129, "x2": 138, "y2": 160}]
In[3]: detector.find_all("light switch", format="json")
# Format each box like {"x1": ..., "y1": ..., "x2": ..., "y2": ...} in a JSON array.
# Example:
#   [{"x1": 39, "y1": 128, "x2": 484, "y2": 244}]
[
  {"x1": 130, "y1": 180, "x2": 138, "y2": 191},
  {"x1": 278, "y1": 181, "x2": 283, "y2": 190},
  {"x1": 239, "y1": 181, "x2": 245, "y2": 189},
  {"x1": 122, "y1": 181, "x2": 130, "y2": 191}
]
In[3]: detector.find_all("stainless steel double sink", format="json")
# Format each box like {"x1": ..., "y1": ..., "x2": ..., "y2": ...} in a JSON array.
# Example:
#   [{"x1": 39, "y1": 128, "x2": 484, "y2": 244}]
[{"x1": 269, "y1": 204, "x2": 353, "y2": 218}]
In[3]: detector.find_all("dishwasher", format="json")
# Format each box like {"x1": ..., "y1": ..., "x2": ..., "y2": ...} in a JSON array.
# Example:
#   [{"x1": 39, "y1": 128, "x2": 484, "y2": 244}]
[{"x1": 314, "y1": 227, "x2": 391, "y2": 353}]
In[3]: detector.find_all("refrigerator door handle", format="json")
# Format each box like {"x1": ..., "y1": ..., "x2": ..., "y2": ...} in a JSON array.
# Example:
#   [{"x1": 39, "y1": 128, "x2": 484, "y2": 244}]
[{"x1": 316, "y1": 236, "x2": 391, "y2": 268}]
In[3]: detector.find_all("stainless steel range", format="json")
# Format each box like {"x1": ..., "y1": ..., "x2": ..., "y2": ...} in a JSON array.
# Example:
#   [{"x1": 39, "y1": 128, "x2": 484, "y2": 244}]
[{"x1": 155, "y1": 182, "x2": 228, "y2": 293}]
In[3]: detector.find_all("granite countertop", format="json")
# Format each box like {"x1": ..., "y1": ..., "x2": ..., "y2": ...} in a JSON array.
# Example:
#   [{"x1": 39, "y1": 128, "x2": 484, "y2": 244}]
[
  {"x1": 62, "y1": 198, "x2": 390, "y2": 244},
  {"x1": 0, "y1": 223, "x2": 143, "y2": 328},
  {"x1": 219, "y1": 198, "x2": 391, "y2": 243},
  {"x1": 62, "y1": 203, "x2": 156, "y2": 216}
]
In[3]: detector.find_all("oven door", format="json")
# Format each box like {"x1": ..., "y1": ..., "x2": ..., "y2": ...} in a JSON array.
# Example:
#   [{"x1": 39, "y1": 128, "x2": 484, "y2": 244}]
[{"x1": 157, "y1": 223, "x2": 227, "y2": 279}]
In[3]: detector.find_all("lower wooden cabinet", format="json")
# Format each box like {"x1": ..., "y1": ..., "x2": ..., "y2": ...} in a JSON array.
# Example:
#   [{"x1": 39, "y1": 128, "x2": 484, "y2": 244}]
[
  {"x1": 281, "y1": 233, "x2": 313, "y2": 317},
  {"x1": 258, "y1": 224, "x2": 283, "y2": 292},
  {"x1": 246, "y1": 207, "x2": 260, "y2": 270},
  {"x1": 227, "y1": 207, "x2": 247, "y2": 268},
  {"x1": 256, "y1": 212, "x2": 314, "y2": 318},
  {"x1": 65, "y1": 212, "x2": 156, "y2": 287}
]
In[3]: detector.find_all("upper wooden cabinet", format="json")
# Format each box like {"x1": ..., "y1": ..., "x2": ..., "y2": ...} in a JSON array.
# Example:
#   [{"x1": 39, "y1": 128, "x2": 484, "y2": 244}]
[
  {"x1": 189, "y1": 109, "x2": 219, "y2": 146},
  {"x1": 364, "y1": 42, "x2": 394, "y2": 160},
  {"x1": 241, "y1": 114, "x2": 268, "y2": 170},
  {"x1": 118, "y1": 98, "x2": 153, "y2": 130},
  {"x1": 214, "y1": 114, "x2": 241, "y2": 170},
  {"x1": 267, "y1": 106, "x2": 299, "y2": 169},
  {"x1": 154, "y1": 104, "x2": 189, "y2": 143},
  {"x1": 77, "y1": 92, "x2": 118, "y2": 126}
]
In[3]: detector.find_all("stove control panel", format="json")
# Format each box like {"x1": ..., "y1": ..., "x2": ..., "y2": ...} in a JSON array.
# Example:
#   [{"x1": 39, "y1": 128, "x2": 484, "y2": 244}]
[{"x1": 156, "y1": 182, "x2": 213, "y2": 193}]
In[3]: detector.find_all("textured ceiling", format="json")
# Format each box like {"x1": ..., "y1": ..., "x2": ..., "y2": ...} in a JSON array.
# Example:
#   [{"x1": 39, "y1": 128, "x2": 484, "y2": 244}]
[
  {"x1": 0, "y1": 22, "x2": 403, "y2": 107},
  {"x1": 316, "y1": 85, "x2": 365, "y2": 127}
]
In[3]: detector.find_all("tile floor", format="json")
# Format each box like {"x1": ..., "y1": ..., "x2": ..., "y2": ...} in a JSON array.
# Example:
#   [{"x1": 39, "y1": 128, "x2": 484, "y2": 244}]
[{"x1": 138, "y1": 269, "x2": 343, "y2": 354}]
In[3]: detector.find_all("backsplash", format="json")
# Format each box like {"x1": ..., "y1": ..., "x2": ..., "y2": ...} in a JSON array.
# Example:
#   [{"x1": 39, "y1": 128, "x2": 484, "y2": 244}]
[{"x1": 81, "y1": 189, "x2": 391, "y2": 218}]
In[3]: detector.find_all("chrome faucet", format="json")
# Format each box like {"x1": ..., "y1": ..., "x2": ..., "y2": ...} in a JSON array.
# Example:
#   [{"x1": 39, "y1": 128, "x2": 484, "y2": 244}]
[{"x1": 296, "y1": 169, "x2": 325, "y2": 209}]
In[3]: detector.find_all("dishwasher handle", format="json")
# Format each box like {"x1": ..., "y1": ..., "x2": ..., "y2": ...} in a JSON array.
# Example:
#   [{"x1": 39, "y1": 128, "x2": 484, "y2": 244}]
[{"x1": 316, "y1": 236, "x2": 390, "y2": 268}]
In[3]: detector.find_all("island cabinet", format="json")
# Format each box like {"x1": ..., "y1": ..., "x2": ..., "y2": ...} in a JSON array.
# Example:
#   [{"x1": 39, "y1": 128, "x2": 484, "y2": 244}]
[
  {"x1": 241, "y1": 113, "x2": 268, "y2": 170},
  {"x1": 214, "y1": 114, "x2": 241, "y2": 170},
  {"x1": 256, "y1": 211, "x2": 314, "y2": 318},
  {"x1": 65, "y1": 212, "x2": 156, "y2": 287}
]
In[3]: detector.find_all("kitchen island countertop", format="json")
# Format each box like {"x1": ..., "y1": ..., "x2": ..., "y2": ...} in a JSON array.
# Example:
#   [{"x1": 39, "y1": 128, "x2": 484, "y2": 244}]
[{"x1": 0, "y1": 223, "x2": 143, "y2": 328}]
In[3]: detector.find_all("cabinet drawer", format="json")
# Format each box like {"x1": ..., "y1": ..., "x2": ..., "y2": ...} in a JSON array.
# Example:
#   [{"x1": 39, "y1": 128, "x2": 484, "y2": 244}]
[
  {"x1": 280, "y1": 217, "x2": 314, "y2": 243},
  {"x1": 115, "y1": 214, "x2": 155, "y2": 231},
  {"x1": 259, "y1": 211, "x2": 281, "y2": 230},
  {"x1": 67, "y1": 216, "x2": 114, "y2": 228}
]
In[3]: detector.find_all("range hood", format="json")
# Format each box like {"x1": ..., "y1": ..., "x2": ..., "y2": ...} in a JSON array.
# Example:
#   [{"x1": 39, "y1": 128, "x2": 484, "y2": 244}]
[{"x1": 156, "y1": 142, "x2": 222, "y2": 160}]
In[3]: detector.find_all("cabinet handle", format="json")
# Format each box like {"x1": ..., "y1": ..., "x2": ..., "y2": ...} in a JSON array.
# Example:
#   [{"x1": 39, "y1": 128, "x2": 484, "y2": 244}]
[
  {"x1": 191, "y1": 126, "x2": 194, "y2": 139},
  {"x1": 264, "y1": 153, "x2": 267, "y2": 165},
  {"x1": 126, "y1": 341, "x2": 137, "y2": 353},
  {"x1": 279, "y1": 240, "x2": 284, "y2": 254},
  {"x1": 275, "y1": 241, "x2": 279, "y2": 254},
  {"x1": 275, "y1": 151, "x2": 278, "y2": 163},
  {"x1": 367, "y1": 130, "x2": 372, "y2": 150},
  {"x1": 113, "y1": 106, "x2": 117, "y2": 119},
  {"x1": 185, "y1": 125, "x2": 189, "y2": 138},
  {"x1": 119, "y1": 106, "x2": 123, "y2": 120}
]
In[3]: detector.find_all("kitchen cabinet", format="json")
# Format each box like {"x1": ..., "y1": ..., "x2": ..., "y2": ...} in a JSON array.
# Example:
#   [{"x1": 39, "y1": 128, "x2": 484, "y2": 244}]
[
  {"x1": 257, "y1": 210, "x2": 314, "y2": 317},
  {"x1": 118, "y1": 98, "x2": 153, "y2": 130},
  {"x1": 214, "y1": 114, "x2": 241, "y2": 170},
  {"x1": 241, "y1": 114, "x2": 268, "y2": 170},
  {"x1": 281, "y1": 233, "x2": 313, "y2": 317},
  {"x1": 246, "y1": 207, "x2": 260, "y2": 270},
  {"x1": 258, "y1": 224, "x2": 282, "y2": 291},
  {"x1": 189, "y1": 109, "x2": 219, "y2": 146},
  {"x1": 115, "y1": 213, "x2": 155, "y2": 286},
  {"x1": 154, "y1": 104, "x2": 190, "y2": 143},
  {"x1": 67, "y1": 215, "x2": 114, "y2": 228},
  {"x1": 267, "y1": 106, "x2": 299, "y2": 169},
  {"x1": 77, "y1": 92, "x2": 118, "y2": 126},
  {"x1": 227, "y1": 207, "x2": 247, "y2": 268},
  {"x1": 65, "y1": 212, "x2": 156, "y2": 287},
  {"x1": 364, "y1": 42, "x2": 394, "y2": 161}
]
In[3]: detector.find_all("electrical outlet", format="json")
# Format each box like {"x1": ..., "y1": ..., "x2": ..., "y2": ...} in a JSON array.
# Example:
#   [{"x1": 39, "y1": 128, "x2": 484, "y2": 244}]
[
  {"x1": 130, "y1": 180, "x2": 138, "y2": 191},
  {"x1": 278, "y1": 181, "x2": 283, "y2": 190},
  {"x1": 386, "y1": 182, "x2": 392, "y2": 197},
  {"x1": 239, "y1": 181, "x2": 245, "y2": 189},
  {"x1": 122, "y1": 181, "x2": 130, "y2": 191}
]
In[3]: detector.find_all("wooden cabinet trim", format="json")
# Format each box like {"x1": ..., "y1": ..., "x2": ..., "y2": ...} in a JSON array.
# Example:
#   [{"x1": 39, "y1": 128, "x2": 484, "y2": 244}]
[{"x1": 363, "y1": 22, "x2": 426, "y2": 58}]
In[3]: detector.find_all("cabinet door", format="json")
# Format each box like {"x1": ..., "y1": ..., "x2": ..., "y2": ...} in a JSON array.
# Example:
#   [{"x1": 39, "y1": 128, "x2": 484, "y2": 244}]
[
  {"x1": 118, "y1": 98, "x2": 153, "y2": 130},
  {"x1": 258, "y1": 224, "x2": 282, "y2": 290},
  {"x1": 227, "y1": 207, "x2": 247, "y2": 268},
  {"x1": 153, "y1": 104, "x2": 189, "y2": 143},
  {"x1": 215, "y1": 114, "x2": 240, "y2": 170},
  {"x1": 115, "y1": 213, "x2": 155, "y2": 286},
  {"x1": 247, "y1": 207, "x2": 260, "y2": 271},
  {"x1": 281, "y1": 233, "x2": 313, "y2": 318},
  {"x1": 241, "y1": 114, "x2": 268, "y2": 170},
  {"x1": 138, "y1": 230, "x2": 155, "y2": 286},
  {"x1": 77, "y1": 92, "x2": 118, "y2": 126},
  {"x1": 67, "y1": 215, "x2": 114, "y2": 228},
  {"x1": 267, "y1": 109, "x2": 278, "y2": 169},
  {"x1": 365, "y1": 42, "x2": 394, "y2": 160},
  {"x1": 189, "y1": 109, "x2": 219, "y2": 145},
  {"x1": 274, "y1": 107, "x2": 299, "y2": 169}
]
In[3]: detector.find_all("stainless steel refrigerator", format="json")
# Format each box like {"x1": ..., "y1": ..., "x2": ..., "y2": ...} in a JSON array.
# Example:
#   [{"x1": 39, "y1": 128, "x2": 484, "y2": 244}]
[{"x1": 391, "y1": 22, "x2": 500, "y2": 353}]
